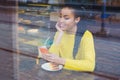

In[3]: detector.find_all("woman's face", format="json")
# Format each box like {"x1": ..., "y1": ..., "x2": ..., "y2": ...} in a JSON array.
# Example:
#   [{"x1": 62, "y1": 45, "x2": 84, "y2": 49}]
[{"x1": 58, "y1": 7, "x2": 80, "y2": 32}]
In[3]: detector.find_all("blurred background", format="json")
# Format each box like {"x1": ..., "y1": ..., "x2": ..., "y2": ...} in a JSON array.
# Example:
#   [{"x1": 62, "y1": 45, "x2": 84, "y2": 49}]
[{"x1": 0, "y1": 0, "x2": 120, "y2": 80}]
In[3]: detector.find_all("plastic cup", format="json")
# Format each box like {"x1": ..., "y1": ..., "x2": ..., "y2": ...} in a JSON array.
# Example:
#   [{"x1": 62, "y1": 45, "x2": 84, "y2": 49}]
[{"x1": 38, "y1": 46, "x2": 48, "y2": 57}]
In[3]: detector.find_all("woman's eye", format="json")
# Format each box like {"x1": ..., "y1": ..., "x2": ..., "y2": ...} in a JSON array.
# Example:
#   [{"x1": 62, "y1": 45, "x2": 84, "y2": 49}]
[{"x1": 64, "y1": 18, "x2": 69, "y2": 20}]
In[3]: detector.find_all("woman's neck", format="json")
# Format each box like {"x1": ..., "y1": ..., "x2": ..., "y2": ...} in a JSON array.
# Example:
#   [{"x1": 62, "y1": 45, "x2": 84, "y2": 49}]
[{"x1": 66, "y1": 25, "x2": 77, "y2": 35}]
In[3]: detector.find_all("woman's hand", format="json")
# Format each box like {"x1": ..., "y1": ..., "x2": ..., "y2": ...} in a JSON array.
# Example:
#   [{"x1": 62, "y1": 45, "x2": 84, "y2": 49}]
[
  {"x1": 41, "y1": 53, "x2": 65, "y2": 65},
  {"x1": 55, "y1": 22, "x2": 63, "y2": 33},
  {"x1": 54, "y1": 22, "x2": 64, "y2": 45}
]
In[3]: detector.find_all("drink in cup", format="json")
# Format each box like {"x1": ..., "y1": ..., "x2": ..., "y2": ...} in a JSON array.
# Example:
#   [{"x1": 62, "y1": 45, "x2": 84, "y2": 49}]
[
  {"x1": 40, "y1": 46, "x2": 48, "y2": 54},
  {"x1": 38, "y1": 46, "x2": 48, "y2": 57}
]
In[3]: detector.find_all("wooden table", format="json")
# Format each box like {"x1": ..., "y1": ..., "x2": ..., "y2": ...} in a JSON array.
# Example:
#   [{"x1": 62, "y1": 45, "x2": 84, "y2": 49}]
[{"x1": 19, "y1": 59, "x2": 109, "y2": 80}]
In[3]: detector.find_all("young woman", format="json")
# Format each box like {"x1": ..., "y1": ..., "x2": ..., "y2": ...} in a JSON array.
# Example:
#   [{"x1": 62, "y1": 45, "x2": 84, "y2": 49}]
[{"x1": 42, "y1": 5, "x2": 95, "y2": 72}]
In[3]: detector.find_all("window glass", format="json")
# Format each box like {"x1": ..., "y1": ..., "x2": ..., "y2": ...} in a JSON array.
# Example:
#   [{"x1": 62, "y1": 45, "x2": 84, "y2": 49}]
[{"x1": 0, "y1": 0, "x2": 119, "y2": 80}]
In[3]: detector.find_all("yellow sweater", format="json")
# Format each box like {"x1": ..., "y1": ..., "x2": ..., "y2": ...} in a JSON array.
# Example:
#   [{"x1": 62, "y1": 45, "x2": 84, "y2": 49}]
[{"x1": 49, "y1": 30, "x2": 95, "y2": 72}]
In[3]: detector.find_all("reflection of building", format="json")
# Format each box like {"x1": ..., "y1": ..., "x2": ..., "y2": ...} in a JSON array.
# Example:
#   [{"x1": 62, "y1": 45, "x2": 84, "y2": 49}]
[
  {"x1": 19, "y1": 0, "x2": 120, "y2": 7},
  {"x1": 97, "y1": 0, "x2": 120, "y2": 6},
  {"x1": 27, "y1": 0, "x2": 32, "y2": 3},
  {"x1": 64, "y1": 0, "x2": 120, "y2": 7},
  {"x1": 32, "y1": 0, "x2": 38, "y2": 3},
  {"x1": 26, "y1": 0, "x2": 49, "y2": 3}
]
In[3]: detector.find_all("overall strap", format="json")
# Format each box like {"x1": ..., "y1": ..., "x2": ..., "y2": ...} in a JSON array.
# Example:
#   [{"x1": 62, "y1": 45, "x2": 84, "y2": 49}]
[{"x1": 73, "y1": 29, "x2": 85, "y2": 59}]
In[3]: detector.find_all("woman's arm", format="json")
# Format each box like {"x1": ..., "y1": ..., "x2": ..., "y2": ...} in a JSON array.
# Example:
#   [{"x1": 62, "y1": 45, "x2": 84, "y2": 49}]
[
  {"x1": 48, "y1": 22, "x2": 64, "y2": 56},
  {"x1": 54, "y1": 22, "x2": 64, "y2": 45},
  {"x1": 64, "y1": 59, "x2": 95, "y2": 72}
]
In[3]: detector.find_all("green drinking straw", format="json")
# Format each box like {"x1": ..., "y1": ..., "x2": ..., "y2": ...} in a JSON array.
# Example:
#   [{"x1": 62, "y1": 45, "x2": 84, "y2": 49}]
[{"x1": 44, "y1": 36, "x2": 50, "y2": 46}]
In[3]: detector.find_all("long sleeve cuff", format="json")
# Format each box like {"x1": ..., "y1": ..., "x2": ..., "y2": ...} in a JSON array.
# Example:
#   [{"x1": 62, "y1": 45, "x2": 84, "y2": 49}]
[{"x1": 64, "y1": 59, "x2": 95, "y2": 72}]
